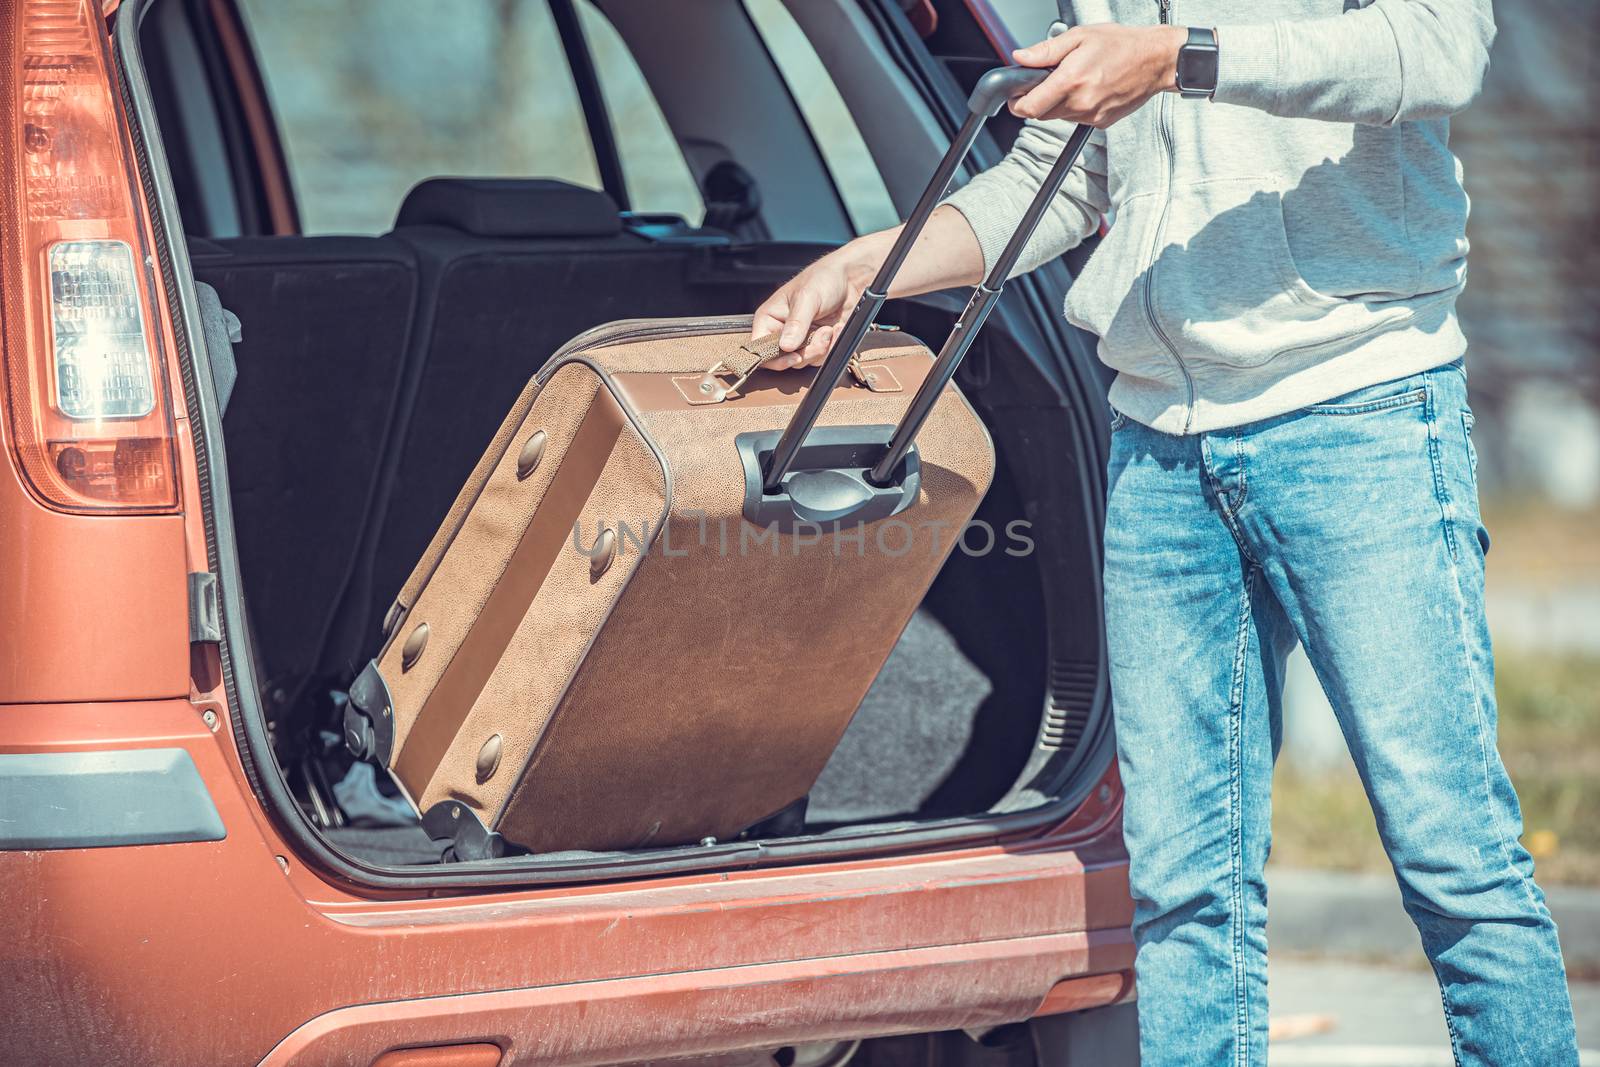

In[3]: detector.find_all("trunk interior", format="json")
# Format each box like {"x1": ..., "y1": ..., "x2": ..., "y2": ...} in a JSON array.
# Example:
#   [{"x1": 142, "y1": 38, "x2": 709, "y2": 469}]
[
  {"x1": 133, "y1": 0, "x2": 1113, "y2": 876},
  {"x1": 189, "y1": 206, "x2": 1073, "y2": 866}
]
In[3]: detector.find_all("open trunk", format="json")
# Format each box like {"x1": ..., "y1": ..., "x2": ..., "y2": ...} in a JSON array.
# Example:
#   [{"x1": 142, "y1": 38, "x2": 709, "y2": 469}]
[{"x1": 131, "y1": 0, "x2": 1116, "y2": 883}]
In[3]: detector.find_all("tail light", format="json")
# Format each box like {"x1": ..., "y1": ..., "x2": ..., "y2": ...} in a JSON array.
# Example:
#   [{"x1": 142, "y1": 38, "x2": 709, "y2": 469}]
[{"x1": 0, "y1": 0, "x2": 179, "y2": 512}]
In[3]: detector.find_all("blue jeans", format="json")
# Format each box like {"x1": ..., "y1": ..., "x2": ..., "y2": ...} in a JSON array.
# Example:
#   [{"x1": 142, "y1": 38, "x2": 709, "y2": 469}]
[{"x1": 1103, "y1": 360, "x2": 1578, "y2": 1066}]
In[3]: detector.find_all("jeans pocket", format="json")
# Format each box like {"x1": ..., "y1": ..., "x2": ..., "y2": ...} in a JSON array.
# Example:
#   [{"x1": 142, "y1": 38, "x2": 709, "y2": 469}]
[
  {"x1": 1462, "y1": 410, "x2": 1479, "y2": 480},
  {"x1": 1304, "y1": 379, "x2": 1428, "y2": 416},
  {"x1": 1109, "y1": 406, "x2": 1129, "y2": 433}
]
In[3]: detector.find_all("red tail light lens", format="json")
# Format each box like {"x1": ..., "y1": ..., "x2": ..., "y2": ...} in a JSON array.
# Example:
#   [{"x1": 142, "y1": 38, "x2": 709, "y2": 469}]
[{"x1": 1, "y1": 0, "x2": 179, "y2": 512}]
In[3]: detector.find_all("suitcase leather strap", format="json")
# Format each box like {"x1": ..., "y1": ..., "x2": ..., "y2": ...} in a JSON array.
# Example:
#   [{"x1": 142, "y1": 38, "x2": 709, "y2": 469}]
[
  {"x1": 675, "y1": 332, "x2": 902, "y2": 405},
  {"x1": 674, "y1": 340, "x2": 771, "y2": 405}
]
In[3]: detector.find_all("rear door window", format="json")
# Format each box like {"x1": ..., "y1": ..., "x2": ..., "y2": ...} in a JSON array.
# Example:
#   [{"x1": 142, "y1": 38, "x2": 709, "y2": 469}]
[
  {"x1": 238, "y1": 0, "x2": 701, "y2": 234},
  {"x1": 741, "y1": 0, "x2": 899, "y2": 235},
  {"x1": 574, "y1": 1, "x2": 705, "y2": 224},
  {"x1": 985, "y1": 0, "x2": 1059, "y2": 44}
]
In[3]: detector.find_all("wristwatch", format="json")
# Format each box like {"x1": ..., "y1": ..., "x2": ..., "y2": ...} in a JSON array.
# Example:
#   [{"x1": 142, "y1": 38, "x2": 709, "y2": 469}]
[{"x1": 1175, "y1": 27, "x2": 1219, "y2": 98}]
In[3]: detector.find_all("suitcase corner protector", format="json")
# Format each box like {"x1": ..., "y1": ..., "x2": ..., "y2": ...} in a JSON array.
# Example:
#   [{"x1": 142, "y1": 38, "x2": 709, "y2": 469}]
[{"x1": 345, "y1": 659, "x2": 396, "y2": 765}]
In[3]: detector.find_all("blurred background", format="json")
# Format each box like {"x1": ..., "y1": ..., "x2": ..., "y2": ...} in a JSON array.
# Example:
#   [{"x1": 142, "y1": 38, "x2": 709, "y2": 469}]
[{"x1": 239, "y1": 0, "x2": 1596, "y2": 1056}]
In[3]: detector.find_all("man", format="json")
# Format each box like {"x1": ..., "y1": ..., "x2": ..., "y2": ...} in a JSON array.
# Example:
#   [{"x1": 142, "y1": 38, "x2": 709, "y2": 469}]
[{"x1": 751, "y1": 2, "x2": 1579, "y2": 1064}]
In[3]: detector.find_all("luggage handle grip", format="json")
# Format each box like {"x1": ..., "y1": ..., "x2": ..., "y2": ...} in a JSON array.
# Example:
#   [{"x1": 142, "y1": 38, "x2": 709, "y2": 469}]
[
  {"x1": 758, "y1": 65, "x2": 1089, "y2": 496},
  {"x1": 967, "y1": 66, "x2": 1051, "y2": 116}
]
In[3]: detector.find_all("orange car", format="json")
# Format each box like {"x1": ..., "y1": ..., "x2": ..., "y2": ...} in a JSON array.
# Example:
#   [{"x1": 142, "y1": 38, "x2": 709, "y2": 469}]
[{"x1": 0, "y1": 1, "x2": 1135, "y2": 1064}]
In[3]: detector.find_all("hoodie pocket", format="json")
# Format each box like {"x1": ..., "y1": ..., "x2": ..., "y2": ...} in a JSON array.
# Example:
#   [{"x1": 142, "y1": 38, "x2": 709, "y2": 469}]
[
  {"x1": 1147, "y1": 179, "x2": 1411, "y2": 370},
  {"x1": 1063, "y1": 197, "x2": 1169, "y2": 379}
]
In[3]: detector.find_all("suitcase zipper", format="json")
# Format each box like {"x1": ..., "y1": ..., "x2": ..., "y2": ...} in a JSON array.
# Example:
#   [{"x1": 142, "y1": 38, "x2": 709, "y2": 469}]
[
  {"x1": 540, "y1": 316, "x2": 908, "y2": 386},
  {"x1": 540, "y1": 315, "x2": 754, "y2": 380}
]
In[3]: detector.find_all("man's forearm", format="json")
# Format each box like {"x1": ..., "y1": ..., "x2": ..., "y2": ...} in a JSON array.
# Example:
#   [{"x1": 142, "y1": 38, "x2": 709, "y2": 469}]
[
  {"x1": 1009, "y1": 1, "x2": 1492, "y2": 130},
  {"x1": 830, "y1": 205, "x2": 987, "y2": 300},
  {"x1": 1214, "y1": 0, "x2": 1495, "y2": 124}
]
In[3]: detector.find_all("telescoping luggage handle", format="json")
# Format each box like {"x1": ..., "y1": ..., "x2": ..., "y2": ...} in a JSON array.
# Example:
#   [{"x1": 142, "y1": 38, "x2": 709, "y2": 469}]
[{"x1": 746, "y1": 66, "x2": 1095, "y2": 528}]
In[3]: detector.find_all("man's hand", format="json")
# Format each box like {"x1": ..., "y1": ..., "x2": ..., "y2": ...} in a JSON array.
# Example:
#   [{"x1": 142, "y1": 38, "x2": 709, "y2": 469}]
[
  {"x1": 750, "y1": 250, "x2": 874, "y2": 369},
  {"x1": 752, "y1": 208, "x2": 987, "y2": 370},
  {"x1": 1009, "y1": 24, "x2": 1186, "y2": 128}
]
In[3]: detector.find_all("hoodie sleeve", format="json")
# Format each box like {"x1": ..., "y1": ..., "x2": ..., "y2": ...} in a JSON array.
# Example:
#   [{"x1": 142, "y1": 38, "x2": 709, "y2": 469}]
[
  {"x1": 1213, "y1": 0, "x2": 1496, "y2": 126},
  {"x1": 940, "y1": 120, "x2": 1109, "y2": 280}
]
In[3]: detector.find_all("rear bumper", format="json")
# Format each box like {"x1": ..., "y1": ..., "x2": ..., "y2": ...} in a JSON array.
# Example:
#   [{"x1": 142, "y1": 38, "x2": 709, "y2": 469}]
[
  {"x1": 0, "y1": 699, "x2": 1132, "y2": 1066},
  {"x1": 262, "y1": 931, "x2": 1134, "y2": 1066}
]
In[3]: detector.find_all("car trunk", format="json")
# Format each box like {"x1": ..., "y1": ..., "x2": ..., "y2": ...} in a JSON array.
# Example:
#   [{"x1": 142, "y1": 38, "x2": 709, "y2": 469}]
[
  {"x1": 127, "y1": 0, "x2": 1115, "y2": 883},
  {"x1": 186, "y1": 207, "x2": 1065, "y2": 862}
]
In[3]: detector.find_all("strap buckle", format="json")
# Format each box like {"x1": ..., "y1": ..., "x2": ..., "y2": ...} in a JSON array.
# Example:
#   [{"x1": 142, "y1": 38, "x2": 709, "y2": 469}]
[
  {"x1": 704, "y1": 356, "x2": 764, "y2": 400},
  {"x1": 847, "y1": 355, "x2": 902, "y2": 393},
  {"x1": 674, "y1": 357, "x2": 765, "y2": 406}
]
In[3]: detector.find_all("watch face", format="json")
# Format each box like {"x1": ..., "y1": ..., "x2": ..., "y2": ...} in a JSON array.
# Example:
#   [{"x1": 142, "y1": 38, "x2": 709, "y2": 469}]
[{"x1": 1179, "y1": 45, "x2": 1219, "y2": 93}]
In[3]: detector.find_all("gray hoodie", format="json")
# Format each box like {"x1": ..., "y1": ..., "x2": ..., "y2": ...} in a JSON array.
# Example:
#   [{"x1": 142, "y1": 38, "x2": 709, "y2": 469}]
[{"x1": 943, "y1": 0, "x2": 1497, "y2": 434}]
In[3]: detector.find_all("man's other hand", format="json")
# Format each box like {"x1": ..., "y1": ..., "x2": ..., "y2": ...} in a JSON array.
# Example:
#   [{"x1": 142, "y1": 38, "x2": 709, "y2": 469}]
[{"x1": 1009, "y1": 24, "x2": 1186, "y2": 128}]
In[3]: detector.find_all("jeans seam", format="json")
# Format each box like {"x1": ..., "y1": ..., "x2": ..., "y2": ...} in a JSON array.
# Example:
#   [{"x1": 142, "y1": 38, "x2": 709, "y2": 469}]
[
  {"x1": 1432, "y1": 961, "x2": 1467, "y2": 1067},
  {"x1": 1228, "y1": 567, "x2": 1255, "y2": 1066},
  {"x1": 1233, "y1": 435, "x2": 1248, "y2": 509},
  {"x1": 1424, "y1": 376, "x2": 1460, "y2": 561},
  {"x1": 1436, "y1": 533, "x2": 1536, "y2": 1067},
  {"x1": 1203, "y1": 436, "x2": 1258, "y2": 569},
  {"x1": 1215, "y1": 505, "x2": 1258, "y2": 569},
  {"x1": 1431, "y1": 365, "x2": 1553, "y2": 1064}
]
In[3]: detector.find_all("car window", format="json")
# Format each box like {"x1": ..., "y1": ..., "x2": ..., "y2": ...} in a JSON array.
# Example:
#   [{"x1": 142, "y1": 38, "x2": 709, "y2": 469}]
[
  {"x1": 987, "y1": 0, "x2": 1060, "y2": 44},
  {"x1": 741, "y1": 0, "x2": 899, "y2": 235},
  {"x1": 575, "y1": 1, "x2": 705, "y2": 225},
  {"x1": 238, "y1": 0, "x2": 700, "y2": 235}
]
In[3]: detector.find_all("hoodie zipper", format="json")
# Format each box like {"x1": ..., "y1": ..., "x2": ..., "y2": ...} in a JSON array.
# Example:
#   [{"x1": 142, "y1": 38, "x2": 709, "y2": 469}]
[{"x1": 1148, "y1": 0, "x2": 1197, "y2": 433}]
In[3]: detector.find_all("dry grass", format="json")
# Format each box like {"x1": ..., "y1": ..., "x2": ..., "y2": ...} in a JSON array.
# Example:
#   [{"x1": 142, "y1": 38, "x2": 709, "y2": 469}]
[
  {"x1": 1270, "y1": 652, "x2": 1600, "y2": 886},
  {"x1": 1479, "y1": 498, "x2": 1600, "y2": 588}
]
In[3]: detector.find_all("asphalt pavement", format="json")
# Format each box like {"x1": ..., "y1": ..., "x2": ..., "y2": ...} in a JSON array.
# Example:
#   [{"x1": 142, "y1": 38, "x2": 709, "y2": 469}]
[
  {"x1": 1269, "y1": 957, "x2": 1598, "y2": 1065},
  {"x1": 1267, "y1": 867, "x2": 1599, "y2": 1065}
]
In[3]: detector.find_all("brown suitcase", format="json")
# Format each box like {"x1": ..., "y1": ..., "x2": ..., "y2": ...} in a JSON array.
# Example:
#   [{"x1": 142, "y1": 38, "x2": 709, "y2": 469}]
[{"x1": 343, "y1": 67, "x2": 1093, "y2": 859}]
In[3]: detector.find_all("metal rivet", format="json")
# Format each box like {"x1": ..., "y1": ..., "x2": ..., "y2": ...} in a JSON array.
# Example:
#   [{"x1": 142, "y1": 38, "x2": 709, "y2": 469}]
[
  {"x1": 589, "y1": 526, "x2": 617, "y2": 579},
  {"x1": 476, "y1": 734, "x2": 503, "y2": 784},
  {"x1": 201, "y1": 709, "x2": 219, "y2": 731},
  {"x1": 401, "y1": 622, "x2": 429, "y2": 670},
  {"x1": 698, "y1": 380, "x2": 714, "y2": 393},
  {"x1": 700, "y1": 837, "x2": 717, "y2": 847},
  {"x1": 450, "y1": 805, "x2": 461, "y2": 820},
  {"x1": 516, "y1": 430, "x2": 548, "y2": 480}
]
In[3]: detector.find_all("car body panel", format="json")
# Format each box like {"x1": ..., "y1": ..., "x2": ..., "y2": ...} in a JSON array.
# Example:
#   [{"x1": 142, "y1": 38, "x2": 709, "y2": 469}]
[
  {"x1": 0, "y1": 451, "x2": 189, "y2": 703},
  {"x1": 260, "y1": 932, "x2": 1132, "y2": 1066},
  {"x1": 0, "y1": 697, "x2": 1131, "y2": 1064}
]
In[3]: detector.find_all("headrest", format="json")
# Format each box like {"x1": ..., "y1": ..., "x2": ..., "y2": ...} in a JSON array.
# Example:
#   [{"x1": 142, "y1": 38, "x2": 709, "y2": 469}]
[{"x1": 395, "y1": 178, "x2": 622, "y2": 239}]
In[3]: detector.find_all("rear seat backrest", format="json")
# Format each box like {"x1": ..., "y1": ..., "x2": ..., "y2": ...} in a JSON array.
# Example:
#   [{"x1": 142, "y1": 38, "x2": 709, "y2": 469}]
[
  {"x1": 349, "y1": 178, "x2": 749, "y2": 644},
  {"x1": 188, "y1": 235, "x2": 421, "y2": 696}
]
